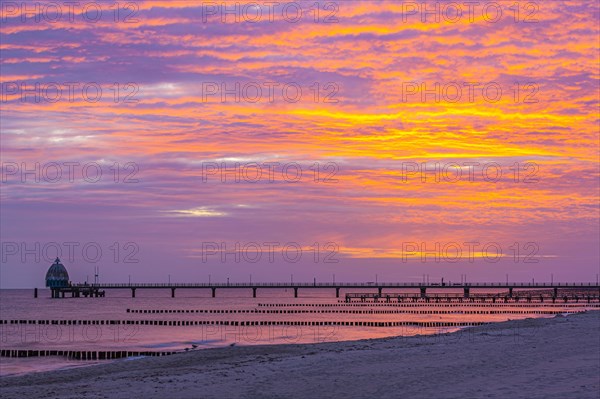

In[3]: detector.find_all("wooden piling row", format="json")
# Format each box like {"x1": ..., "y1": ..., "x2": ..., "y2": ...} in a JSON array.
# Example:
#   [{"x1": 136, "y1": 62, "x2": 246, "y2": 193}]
[
  {"x1": 124, "y1": 308, "x2": 583, "y2": 315},
  {"x1": 258, "y1": 302, "x2": 600, "y2": 308},
  {"x1": 1, "y1": 303, "x2": 595, "y2": 327},
  {"x1": 0, "y1": 319, "x2": 495, "y2": 327},
  {"x1": 0, "y1": 349, "x2": 177, "y2": 360}
]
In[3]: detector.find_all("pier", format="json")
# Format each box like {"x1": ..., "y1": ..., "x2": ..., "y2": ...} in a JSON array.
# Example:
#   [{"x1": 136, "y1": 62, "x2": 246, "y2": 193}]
[
  {"x1": 43, "y1": 282, "x2": 600, "y2": 299},
  {"x1": 343, "y1": 292, "x2": 600, "y2": 304},
  {"x1": 49, "y1": 285, "x2": 105, "y2": 298}
]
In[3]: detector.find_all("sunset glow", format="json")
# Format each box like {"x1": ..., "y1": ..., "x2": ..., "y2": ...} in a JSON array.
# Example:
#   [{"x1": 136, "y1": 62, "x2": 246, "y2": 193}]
[{"x1": 1, "y1": 1, "x2": 599, "y2": 286}]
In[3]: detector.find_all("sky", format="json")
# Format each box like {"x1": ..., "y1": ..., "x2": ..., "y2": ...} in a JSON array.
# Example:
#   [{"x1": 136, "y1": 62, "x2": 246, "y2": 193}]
[{"x1": 1, "y1": 1, "x2": 599, "y2": 288}]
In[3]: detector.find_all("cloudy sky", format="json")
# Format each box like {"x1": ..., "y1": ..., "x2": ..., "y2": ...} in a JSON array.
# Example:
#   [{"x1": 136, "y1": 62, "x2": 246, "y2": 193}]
[{"x1": 1, "y1": 1, "x2": 598, "y2": 287}]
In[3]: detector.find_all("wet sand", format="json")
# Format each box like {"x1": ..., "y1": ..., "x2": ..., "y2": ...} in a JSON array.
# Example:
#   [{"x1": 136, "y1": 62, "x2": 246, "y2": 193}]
[{"x1": 1, "y1": 311, "x2": 598, "y2": 399}]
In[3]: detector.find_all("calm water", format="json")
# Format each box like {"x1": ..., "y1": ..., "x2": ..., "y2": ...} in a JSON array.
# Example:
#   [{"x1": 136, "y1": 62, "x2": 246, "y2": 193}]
[{"x1": 1, "y1": 288, "x2": 597, "y2": 376}]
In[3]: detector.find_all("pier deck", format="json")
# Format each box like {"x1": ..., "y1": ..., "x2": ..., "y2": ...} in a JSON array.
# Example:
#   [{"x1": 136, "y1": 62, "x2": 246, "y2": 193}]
[{"x1": 44, "y1": 282, "x2": 600, "y2": 299}]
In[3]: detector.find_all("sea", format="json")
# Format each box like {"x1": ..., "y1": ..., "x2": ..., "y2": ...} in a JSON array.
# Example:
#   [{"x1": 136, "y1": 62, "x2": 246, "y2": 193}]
[{"x1": 1, "y1": 288, "x2": 598, "y2": 376}]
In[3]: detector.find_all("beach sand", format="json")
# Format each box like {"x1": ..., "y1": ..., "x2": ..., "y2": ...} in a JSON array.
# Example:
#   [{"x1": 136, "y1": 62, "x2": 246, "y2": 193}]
[{"x1": 1, "y1": 311, "x2": 598, "y2": 399}]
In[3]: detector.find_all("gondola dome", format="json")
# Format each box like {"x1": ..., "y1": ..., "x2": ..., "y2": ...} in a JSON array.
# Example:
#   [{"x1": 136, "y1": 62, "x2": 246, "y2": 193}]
[{"x1": 45, "y1": 257, "x2": 70, "y2": 288}]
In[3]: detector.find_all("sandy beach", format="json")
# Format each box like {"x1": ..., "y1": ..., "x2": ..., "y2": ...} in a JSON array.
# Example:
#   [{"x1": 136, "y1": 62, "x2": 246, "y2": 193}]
[{"x1": 1, "y1": 311, "x2": 598, "y2": 399}]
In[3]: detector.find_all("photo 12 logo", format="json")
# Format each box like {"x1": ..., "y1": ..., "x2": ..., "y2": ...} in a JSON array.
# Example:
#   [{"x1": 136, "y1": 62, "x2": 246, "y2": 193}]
[
  {"x1": 399, "y1": 162, "x2": 539, "y2": 183},
  {"x1": 200, "y1": 161, "x2": 339, "y2": 183},
  {"x1": 1, "y1": 82, "x2": 139, "y2": 103},
  {"x1": 1, "y1": 241, "x2": 140, "y2": 264},
  {"x1": 192, "y1": 324, "x2": 338, "y2": 345},
  {"x1": 199, "y1": 2, "x2": 339, "y2": 23},
  {"x1": 200, "y1": 81, "x2": 339, "y2": 103},
  {"x1": 199, "y1": 241, "x2": 340, "y2": 263},
  {"x1": 398, "y1": 2, "x2": 539, "y2": 24},
  {"x1": 400, "y1": 241, "x2": 540, "y2": 263},
  {"x1": 0, "y1": 323, "x2": 139, "y2": 345},
  {"x1": 0, "y1": 2, "x2": 139, "y2": 23},
  {"x1": 400, "y1": 82, "x2": 539, "y2": 104},
  {"x1": 1, "y1": 162, "x2": 140, "y2": 184}
]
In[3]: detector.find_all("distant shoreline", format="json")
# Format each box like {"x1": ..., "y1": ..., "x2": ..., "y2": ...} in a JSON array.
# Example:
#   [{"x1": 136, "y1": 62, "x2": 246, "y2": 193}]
[{"x1": 1, "y1": 310, "x2": 598, "y2": 399}]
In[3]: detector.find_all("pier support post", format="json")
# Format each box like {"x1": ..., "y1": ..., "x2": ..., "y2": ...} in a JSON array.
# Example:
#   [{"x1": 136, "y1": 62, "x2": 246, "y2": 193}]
[
  {"x1": 420, "y1": 287, "x2": 426, "y2": 298},
  {"x1": 212, "y1": 287, "x2": 216, "y2": 298},
  {"x1": 34, "y1": 288, "x2": 38, "y2": 298},
  {"x1": 131, "y1": 288, "x2": 136, "y2": 298},
  {"x1": 378, "y1": 287, "x2": 382, "y2": 295},
  {"x1": 294, "y1": 287, "x2": 298, "y2": 298},
  {"x1": 553, "y1": 287, "x2": 558, "y2": 297},
  {"x1": 509, "y1": 287, "x2": 513, "y2": 297},
  {"x1": 464, "y1": 287, "x2": 470, "y2": 298},
  {"x1": 253, "y1": 287, "x2": 257, "y2": 298},
  {"x1": 336, "y1": 287, "x2": 340, "y2": 298},
  {"x1": 171, "y1": 288, "x2": 176, "y2": 298}
]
